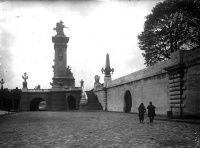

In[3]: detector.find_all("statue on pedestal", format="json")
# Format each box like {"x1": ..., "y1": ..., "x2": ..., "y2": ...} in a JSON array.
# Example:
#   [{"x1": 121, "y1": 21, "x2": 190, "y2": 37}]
[
  {"x1": 53, "y1": 21, "x2": 68, "y2": 37},
  {"x1": 22, "y1": 72, "x2": 28, "y2": 88},
  {"x1": 35, "y1": 85, "x2": 41, "y2": 90},
  {"x1": 94, "y1": 75, "x2": 102, "y2": 91},
  {"x1": 80, "y1": 80, "x2": 88, "y2": 106}
]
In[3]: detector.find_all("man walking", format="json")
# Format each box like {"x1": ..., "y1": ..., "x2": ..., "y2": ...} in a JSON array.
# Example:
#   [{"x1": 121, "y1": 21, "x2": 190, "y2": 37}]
[
  {"x1": 138, "y1": 103, "x2": 146, "y2": 123},
  {"x1": 147, "y1": 101, "x2": 156, "y2": 123}
]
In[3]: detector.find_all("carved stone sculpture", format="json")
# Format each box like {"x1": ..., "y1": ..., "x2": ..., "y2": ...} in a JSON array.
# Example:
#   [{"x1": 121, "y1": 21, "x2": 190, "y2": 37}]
[
  {"x1": 94, "y1": 75, "x2": 100, "y2": 84},
  {"x1": 22, "y1": 72, "x2": 28, "y2": 88},
  {"x1": 53, "y1": 21, "x2": 68, "y2": 37}
]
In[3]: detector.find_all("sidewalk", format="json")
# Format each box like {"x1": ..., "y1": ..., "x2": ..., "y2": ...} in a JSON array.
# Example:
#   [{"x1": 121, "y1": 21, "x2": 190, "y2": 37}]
[
  {"x1": 121, "y1": 112, "x2": 200, "y2": 124},
  {"x1": 0, "y1": 110, "x2": 14, "y2": 116},
  {"x1": 0, "y1": 110, "x2": 8, "y2": 115},
  {"x1": 155, "y1": 115, "x2": 200, "y2": 124}
]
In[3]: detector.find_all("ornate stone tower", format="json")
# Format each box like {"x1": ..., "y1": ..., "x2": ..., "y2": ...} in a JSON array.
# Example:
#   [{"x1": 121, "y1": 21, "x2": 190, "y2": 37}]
[{"x1": 51, "y1": 21, "x2": 75, "y2": 90}]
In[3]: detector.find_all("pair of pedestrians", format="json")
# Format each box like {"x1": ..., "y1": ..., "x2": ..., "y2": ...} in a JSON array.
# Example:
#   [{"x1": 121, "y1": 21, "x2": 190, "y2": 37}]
[{"x1": 138, "y1": 102, "x2": 156, "y2": 123}]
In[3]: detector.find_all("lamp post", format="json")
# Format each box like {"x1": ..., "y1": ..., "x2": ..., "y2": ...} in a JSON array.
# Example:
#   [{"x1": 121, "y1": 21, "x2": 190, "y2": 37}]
[
  {"x1": 0, "y1": 78, "x2": 5, "y2": 89},
  {"x1": 0, "y1": 78, "x2": 5, "y2": 109},
  {"x1": 80, "y1": 79, "x2": 84, "y2": 87}
]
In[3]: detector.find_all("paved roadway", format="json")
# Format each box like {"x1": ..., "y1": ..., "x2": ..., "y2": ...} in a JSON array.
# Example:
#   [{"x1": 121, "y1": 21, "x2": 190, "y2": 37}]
[{"x1": 0, "y1": 111, "x2": 200, "y2": 148}]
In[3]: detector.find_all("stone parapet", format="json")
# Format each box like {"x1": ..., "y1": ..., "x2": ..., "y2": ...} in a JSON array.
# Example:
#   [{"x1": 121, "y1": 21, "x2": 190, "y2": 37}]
[{"x1": 107, "y1": 60, "x2": 171, "y2": 88}]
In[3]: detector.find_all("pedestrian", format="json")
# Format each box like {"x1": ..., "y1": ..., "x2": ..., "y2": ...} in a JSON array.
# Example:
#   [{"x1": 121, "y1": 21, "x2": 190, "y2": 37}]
[
  {"x1": 147, "y1": 101, "x2": 156, "y2": 123},
  {"x1": 138, "y1": 103, "x2": 146, "y2": 123}
]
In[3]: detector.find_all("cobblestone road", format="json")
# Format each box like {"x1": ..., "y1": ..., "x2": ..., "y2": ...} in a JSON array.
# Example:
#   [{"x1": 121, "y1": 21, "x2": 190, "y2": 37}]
[{"x1": 0, "y1": 111, "x2": 200, "y2": 148}]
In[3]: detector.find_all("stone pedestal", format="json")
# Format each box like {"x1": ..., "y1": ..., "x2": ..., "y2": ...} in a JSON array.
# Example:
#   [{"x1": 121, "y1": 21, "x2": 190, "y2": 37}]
[
  {"x1": 79, "y1": 92, "x2": 88, "y2": 107},
  {"x1": 51, "y1": 33, "x2": 75, "y2": 91}
]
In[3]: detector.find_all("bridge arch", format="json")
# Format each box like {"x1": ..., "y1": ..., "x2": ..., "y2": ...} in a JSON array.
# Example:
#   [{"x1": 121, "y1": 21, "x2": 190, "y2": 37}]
[
  {"x1": 29, "y1": 97, "x2": 47, "y2": 111},
  {"x1": 66, "y1": 93, "x2": 79, "y2": 110},
  {"x1": 124, "y1": 90, "x2": 132, "y2": 113},
  {"x1": 67, "y1": 95, "x2": 76, "y2": 110}
]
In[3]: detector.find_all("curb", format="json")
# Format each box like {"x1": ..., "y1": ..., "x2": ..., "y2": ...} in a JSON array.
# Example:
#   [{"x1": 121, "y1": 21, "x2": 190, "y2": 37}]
[
  {"x1": 155, "y1": 118, "x2": 200, "y2": 124},
  {"x1": 0, "y1": 112, "x2": 16, "y2": 117}
]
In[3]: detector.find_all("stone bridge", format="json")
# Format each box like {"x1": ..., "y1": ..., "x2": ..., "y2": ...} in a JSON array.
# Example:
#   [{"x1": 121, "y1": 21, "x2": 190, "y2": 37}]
[{"x1": 20, "y1": 88, "x2": 82, "y2": 111}]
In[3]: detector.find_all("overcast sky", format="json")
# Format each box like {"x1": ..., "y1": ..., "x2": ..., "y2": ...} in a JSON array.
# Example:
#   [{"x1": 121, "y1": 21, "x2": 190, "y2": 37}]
[{"x1": 0, "y1": 0, "x2": 163, "y2": 90}]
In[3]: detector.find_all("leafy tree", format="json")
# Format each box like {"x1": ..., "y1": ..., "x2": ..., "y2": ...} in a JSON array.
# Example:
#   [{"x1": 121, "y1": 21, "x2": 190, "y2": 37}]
[{"x1": 138, "y1": 0, "x2": 200, "y2": 66}]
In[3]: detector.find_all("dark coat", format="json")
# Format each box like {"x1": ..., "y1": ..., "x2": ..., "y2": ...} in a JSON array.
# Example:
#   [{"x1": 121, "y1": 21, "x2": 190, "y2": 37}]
[
  {"x1": 138, "y1": 105, "x2": 146, "y2": 116},
  {"x1": 147, "y1": 105, "x2": 156, "y2": 117}
]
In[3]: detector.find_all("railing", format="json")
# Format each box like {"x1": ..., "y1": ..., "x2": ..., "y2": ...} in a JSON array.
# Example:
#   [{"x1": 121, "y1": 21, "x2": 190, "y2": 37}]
[
  {"x1": 26, "y1": 89, "x2": 51, "y2": 92},
  {"x1": 65, "y1": 87, "x2": 82, "y2": 91}
]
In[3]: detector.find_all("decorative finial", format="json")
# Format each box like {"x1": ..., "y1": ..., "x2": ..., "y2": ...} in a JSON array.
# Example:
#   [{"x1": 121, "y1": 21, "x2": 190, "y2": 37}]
[
  {"x1": 22, "y1": 72, "x2": 28, "y2": 82},
  {"x1": 53, "y1": 21, "x2": 68, "y2": 37},
  {"x1": 101, "y1": 54, "x2": 114, "y2": 77},
  {"x1": 0, "y1": 78, "x2": 5, "y2": 89}
]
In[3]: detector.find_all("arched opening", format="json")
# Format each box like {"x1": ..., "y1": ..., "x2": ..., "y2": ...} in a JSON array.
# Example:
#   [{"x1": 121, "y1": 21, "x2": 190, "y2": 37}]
[
  {"x1": 124, "y1": 90, "x2": 132, "y2": 113},
  {"x1": 68, "y1": 96, "x2": 76, "y2": 110},
  {"x1": 30, "y1": 98, "x2": 46, "y2": 111}
]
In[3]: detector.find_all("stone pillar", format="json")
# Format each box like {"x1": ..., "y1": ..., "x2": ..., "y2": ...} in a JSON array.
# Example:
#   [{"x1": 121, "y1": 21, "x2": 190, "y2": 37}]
[
  {"x1": 51, "y1": 21, "x2": 75, "y2": 91},
  {"x1": 104, "y1": 77, "x2": 112, "y2": 88},
  {"x1": 19, "y1": 93, "x2": 29, "y2": 111},
  {"x1": 165, "y1": 50, "x2": 186, "y2": 118},
  {"x1": 101, "y1": 54, "x2": 114, "y2": 111},
  {"x1": 102, "y1": 87, "x2": 107, "y2": 111},
  {"x1": 167, "y1": 64, "x2": 186, "y2": 118}
]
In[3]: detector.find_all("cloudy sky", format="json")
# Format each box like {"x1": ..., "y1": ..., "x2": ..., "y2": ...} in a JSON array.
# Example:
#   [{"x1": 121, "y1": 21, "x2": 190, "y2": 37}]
[{"x1": 0, "y1": 0, "x2": 163, "y2": 90}]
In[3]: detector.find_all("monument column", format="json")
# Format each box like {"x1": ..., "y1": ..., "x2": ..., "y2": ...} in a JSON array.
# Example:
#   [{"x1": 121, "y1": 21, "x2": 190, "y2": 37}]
[{"x1": 51, "y1": 21, "x2": 75, "y2": 91}]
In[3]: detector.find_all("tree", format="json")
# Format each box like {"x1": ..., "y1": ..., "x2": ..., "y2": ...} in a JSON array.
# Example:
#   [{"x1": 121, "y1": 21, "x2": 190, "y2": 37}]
[{"x1": 138, "y1": 0, "x2": 200, "y2": 66}]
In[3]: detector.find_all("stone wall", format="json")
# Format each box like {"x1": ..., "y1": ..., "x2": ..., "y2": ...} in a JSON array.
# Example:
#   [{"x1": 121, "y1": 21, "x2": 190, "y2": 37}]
[
  {"x1": 182, "y1": 48, "x2": 200, "y2": 116},
  {"x1": 20, "y1": 92, "x2": 51, "y2": 111},
  {"x1": 106, "y1": 60, "x2": 170, "y2": 115},
  {"x1": 51, "y1": 92, "x2": 66, "y2": 110},
  {"x1": 94, "y1": 48, "x2": 200, "y2": 117}
]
